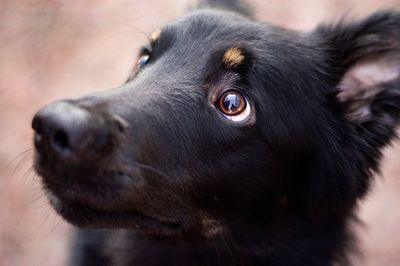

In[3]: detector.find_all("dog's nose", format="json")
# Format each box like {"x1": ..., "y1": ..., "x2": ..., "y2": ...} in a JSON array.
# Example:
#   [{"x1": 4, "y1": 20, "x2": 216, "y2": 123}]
[{"x1": 32, "y1": 101, "x2": 108, "y2": 159}]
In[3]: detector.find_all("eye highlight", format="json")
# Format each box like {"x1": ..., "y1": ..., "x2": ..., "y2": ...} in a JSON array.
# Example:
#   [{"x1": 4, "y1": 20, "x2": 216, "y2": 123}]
[
  {"x1": 137, "y1": 54, "x2": 150, "y2": 71},
  {"x1": 217, "y1": 91, "x2": 251, "y2": 122}
]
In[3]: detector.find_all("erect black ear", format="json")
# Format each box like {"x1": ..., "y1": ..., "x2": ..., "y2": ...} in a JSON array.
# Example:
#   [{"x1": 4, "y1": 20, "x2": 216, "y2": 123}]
[
  {"x1": 320, "y1": 11, "x2": 400, "y2": 146},
  {"x1": 198, "y1": 0, "x2": 252, "y2": 17},
  {"x1": 304, "y1": 12, "x2": 400, "y2": 219}
]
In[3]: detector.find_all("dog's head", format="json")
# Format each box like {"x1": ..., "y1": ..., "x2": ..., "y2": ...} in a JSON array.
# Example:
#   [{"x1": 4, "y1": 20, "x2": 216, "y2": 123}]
[{"x1": 32, "y1": 2, "x2": 400, "y2": 237}]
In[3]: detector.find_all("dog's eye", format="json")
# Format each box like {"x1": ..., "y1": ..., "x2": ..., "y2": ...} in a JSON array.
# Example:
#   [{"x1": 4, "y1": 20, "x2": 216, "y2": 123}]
[
  {"x1": 217, "y1": 91, "x2": 251, "y2": 122},
  {"x1": 219, "y1": 92, "x2": 246, "y2": 115},
  {"x1": 137, "y1": 54, "x2": 150, "y2": 71}
]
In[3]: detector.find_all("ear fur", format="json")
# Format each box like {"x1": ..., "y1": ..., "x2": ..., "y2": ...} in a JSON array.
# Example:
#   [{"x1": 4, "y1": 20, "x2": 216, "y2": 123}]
[
  {"x1": 305, "y1": 11, "x2": 400, "y2": 219},
  {"x1": 316, "y1": 11, "x2": 400, "y2": 149}
]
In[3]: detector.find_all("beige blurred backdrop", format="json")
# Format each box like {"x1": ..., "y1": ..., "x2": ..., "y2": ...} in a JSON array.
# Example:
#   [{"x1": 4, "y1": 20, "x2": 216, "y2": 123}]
[{"x1": 1, "y1": 1, "x2": 400, "y2": 265}]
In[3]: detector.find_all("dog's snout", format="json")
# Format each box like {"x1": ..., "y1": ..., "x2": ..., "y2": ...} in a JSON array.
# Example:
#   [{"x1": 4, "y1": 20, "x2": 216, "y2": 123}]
[{"x1": 32, "y1": 101, "x2": 108, "y2": 159}]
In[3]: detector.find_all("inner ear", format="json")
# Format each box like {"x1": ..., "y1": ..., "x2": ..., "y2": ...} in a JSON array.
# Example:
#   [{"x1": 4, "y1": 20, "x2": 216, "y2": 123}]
[{"x1": 337, "y1": 53, "x2": 400, "y2": 122}]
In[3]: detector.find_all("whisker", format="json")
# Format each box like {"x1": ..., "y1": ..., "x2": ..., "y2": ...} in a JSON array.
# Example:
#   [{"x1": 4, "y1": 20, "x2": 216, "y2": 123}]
[
  {"x1": 31, "y1": 172, "x2": 41, "y2": 185},
  {"x1": 111, "y1": 21, "x2": 152, "y2": 39},
  {"x1": 219, "y1": 234, "x2": 237, "y2": 266},
  {"x1": 7, "y1": 148, "x2": 33, "y2": 168},
  {"x1": 22, "y1": 165, "x2": 36, "y2": 185},
  {"x1": 132, "y1": 161, "x2": 170, "y2": 180},
  {"x1": 49, "y1": 216, "x2": 63, "y2": 236},
  {"x1": 30, "y1": 192, "x2": 46, "y2": 207},
  {"x1": 40, "y1": 206, "x2": 54, "y2": 228},
  {"x1": 35, "y1": 200, "x2": 51, "y2": 211},
  {"x1": 12, "y1": 151, "x2": 33, "y2": 176},
  {"x1": 18, "y1": 133, "x2": 34, "y2": 143}
]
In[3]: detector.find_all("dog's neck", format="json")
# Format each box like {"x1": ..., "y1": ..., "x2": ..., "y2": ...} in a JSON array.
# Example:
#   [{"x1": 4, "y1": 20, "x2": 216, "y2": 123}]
[{"x1": 96, "y1": 210, "x2": 352, "y2": 266}]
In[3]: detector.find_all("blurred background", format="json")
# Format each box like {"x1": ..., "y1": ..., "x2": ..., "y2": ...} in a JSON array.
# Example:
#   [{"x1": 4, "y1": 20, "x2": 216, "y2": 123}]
[{"x1": 0, "y1": 0, "x2": 399, "y2": 265}]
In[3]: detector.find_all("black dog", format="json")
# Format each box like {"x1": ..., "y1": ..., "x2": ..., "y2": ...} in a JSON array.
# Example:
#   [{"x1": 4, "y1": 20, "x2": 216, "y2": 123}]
[{"x1": 32, "y1": 0, "x2": 400, "y2": 265}]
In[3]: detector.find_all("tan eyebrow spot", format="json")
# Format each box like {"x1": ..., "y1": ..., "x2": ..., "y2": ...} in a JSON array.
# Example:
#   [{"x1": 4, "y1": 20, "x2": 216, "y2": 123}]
[
  {"x1": 223, "y1": 47, "x2": 245, "y2": 68},
  {"x1": 151, "y1": 29, "x2": 161, "y2": 42}
]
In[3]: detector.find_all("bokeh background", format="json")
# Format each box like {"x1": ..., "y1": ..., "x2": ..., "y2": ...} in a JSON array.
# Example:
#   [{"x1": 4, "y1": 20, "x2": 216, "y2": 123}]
[{"x1": 1, "y1": 0, "x2": 400, "y2": 265}]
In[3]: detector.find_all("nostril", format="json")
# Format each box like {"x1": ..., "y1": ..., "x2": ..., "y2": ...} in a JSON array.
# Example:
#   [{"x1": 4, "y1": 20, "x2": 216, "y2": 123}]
[
  {"x1": 53, "y1": 129, "x2": 70, "y2": 151},
  {"x1": 33, "y1": 101, "x2": 112, "y2": 159}
]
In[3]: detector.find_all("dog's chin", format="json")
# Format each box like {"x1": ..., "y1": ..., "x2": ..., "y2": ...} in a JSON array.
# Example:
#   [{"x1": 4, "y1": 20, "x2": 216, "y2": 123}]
[
  {"x1": 35, "y1": 159, "x2": 185, "y2": 236},
  {"x1": 34, "y1": 151, "x2": 200, "y2": 237},
  {"x1": 46, "y1": 191, "x2": 183, "y2": 236}
]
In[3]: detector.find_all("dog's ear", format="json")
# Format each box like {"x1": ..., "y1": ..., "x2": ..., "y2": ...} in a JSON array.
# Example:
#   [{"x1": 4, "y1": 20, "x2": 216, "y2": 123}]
[
  {"x1": 198, "y1": 0, "x2": 252, "y2": 17},
  {"x1": 306, "y1": 12, "x2": 400, "y2": 219},
  {"x1": 320, "y1": 12, "x2": 400, "y2": 135}
]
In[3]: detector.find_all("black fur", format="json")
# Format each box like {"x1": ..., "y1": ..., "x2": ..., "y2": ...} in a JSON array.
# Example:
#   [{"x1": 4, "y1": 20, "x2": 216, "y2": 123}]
[{"x1": 32, "y1": 1, "x2": 400, "y2": 265}]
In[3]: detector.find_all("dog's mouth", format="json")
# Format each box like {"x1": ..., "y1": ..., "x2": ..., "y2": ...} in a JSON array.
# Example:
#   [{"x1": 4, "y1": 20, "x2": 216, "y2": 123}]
[
  {"x1": 47, "y1": 191, "x2": 182, "y2": 235},
  {"x1": 35, "y1": 157, "x2": 184, "y2": 236}
]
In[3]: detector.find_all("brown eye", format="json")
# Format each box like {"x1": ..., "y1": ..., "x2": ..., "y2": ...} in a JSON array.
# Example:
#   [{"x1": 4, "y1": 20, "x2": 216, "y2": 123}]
[{"x1": 218, "y1": 91, "x2": 246, "y2": 116}]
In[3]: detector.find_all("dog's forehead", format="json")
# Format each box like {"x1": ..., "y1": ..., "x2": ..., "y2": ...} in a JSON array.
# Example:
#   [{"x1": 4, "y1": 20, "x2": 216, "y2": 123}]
[
  {"x1": 148, "y1": 10, "x2": 260, "y2": 73},
  {"x1": 157, "y1": 10, "x2": 286, "y2": 62},
  {"x1": 135, "y1": 10, "x2": 296, "y2": 92},
  {"x1": 163, "y1": 10, "x2": 251, "y2": 42}
]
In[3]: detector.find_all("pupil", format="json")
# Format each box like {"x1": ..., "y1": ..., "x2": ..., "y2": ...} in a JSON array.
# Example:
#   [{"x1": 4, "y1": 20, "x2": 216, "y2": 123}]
[{"x1": 223, "y1": 93, "x2": 241, "y2": 113}]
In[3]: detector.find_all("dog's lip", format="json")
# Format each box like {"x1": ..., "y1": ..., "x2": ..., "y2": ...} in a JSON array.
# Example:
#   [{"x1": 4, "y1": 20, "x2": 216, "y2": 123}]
[
  {"x1": 35, "y1": 154, "x2": 183, "y2": 234},
  {"x1": 36, "y1": 166, "x2": 181, "y2": 234},
  {"x1": 37, "y1": 169, "x2": 141, "y2": 208},
  {"x1": 47, "y1": 191, "x2": 182, "y2": 235}
]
